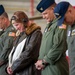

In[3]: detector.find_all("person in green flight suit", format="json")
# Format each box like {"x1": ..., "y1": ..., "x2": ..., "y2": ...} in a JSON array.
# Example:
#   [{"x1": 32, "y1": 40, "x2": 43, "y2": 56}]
[
  {"x1": 54, "y1": 2, "x2": 75, "y2": 75},
  {"x1": 35, "y1": 0, "x2": 69, "y2": 75},
  {"x1": 0, "y1": 5, "x2": 5, "y2": 36},
  {"x1": 0, "y1": 5, "x2": 16, "y2": 75}
]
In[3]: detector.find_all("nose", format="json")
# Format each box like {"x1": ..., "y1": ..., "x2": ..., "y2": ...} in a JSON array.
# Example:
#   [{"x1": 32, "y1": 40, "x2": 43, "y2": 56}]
[{"x1": 42, "y1": 15, "x2": 45, "y2": 19}]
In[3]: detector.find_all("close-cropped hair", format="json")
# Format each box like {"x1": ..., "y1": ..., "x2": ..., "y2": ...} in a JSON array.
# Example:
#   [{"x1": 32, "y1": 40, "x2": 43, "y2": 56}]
[
  {"x1": 48, "y1": 3, "x2": 56, "y2": 10},
  {"x1": 1, "y1": 12, "x2": 8, "y2": 18}
]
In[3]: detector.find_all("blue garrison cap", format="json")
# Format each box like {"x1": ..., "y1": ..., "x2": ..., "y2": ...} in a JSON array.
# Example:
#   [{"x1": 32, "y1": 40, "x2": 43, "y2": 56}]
[
  {"x1": 0, "y1": 5, "x2": 5, "y2": 15},
  {"x1": 54, "y1": 1, "x2": 70, "y2": 26},
  {"x1": 36, "y1": 0, "x2": 55, "y2": 13}
]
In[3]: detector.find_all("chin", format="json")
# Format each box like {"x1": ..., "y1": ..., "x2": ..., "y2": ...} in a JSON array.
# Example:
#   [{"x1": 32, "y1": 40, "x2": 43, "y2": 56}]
[
  {"x1": 68, "y1": 22, "x2": 73, "y2": 25},
  {"x1": 46, "y1": 20, "x2": 49, "y2": 23},
  {"x1": 47, "y1": 22, "x2": 50, "y2": 24},
  {"x1": 47, "y1": 20, "x2": 51, "y2": 23}
]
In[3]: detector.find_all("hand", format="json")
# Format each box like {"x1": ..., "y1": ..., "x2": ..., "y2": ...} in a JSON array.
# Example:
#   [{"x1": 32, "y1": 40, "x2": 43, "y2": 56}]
[
  {"x1": 7, "y1": 67, "x2": 13, "y2": 75},
  {"x1": 35, "y1": 60, "x2": 45, "y2": 70}
]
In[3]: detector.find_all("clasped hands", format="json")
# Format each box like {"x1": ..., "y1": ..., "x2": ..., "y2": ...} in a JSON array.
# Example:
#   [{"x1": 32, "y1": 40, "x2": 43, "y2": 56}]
[
  {"x1": 7, "y1": 66, "x2": 13, "y2": 75},
  {"x1": 35, "y1": 60, "x2": 46, "y2": 70}
]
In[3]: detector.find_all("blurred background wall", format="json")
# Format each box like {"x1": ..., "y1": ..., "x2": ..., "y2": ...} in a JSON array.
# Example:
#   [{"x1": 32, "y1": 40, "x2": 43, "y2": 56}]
[
  {"x1": 0, "y1": 0, "x2": 46, "y2": 32},
  {"x1": 0, "y1": 0, "x2": 75, "y2": 32}
]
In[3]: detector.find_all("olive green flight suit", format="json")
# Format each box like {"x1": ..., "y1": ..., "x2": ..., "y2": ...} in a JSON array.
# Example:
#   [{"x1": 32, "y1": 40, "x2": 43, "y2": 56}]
[
  {"x1": 39, "y1": 19, "x2": 69, "y2": 75},
  {"x1": 67, "y1": 24, "x2": 75, "y2": 75},
  {"x1": 0, "y1": 25, "x2": 16, "y2": 75}
]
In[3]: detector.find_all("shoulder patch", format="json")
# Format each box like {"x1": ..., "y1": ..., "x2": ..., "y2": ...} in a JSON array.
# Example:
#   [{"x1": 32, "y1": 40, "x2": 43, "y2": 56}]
[
  {"x1": 9, "y1": 32, "x2": 16, "y2": 37},
  {"x1": 59, "y1": 24, "x2": 66, "y2": 29}
]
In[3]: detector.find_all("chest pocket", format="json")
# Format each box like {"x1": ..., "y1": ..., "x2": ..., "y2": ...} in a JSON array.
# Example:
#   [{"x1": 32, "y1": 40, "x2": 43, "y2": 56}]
[
  {"x1": 70, "y1": 29, "x2": 75, "y2": 44},
  {"x1": 45, "y1": 26, "x2": 56, "y2": 38}
]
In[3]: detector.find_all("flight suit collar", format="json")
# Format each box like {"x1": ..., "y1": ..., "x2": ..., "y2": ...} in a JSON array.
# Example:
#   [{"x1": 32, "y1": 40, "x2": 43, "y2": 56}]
[{"x1": 44, "y1": 18, "x2": 58, "y2": 33}]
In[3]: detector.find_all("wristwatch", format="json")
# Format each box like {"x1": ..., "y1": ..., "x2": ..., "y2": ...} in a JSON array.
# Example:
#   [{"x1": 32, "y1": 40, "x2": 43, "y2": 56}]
[{"x1": 42, "y1": 60, "x2": 46, "y2": 66}]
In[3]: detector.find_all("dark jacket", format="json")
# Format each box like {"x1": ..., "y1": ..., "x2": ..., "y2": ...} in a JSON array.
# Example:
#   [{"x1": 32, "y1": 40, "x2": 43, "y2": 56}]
[
  {"x1": 10, "y1": 23, "x2": 42, "y2": 75},
  {"x1": 0, "y1": 25, "x2": 16, "y2": 75}
]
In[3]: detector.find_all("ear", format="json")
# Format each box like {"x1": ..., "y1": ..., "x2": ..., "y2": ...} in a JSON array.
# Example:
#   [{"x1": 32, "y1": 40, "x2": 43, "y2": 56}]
[
  {"x1": 67, "y1": 7, "x2": 72, "y2": 14},
  {"x1": 3, "y1": 17, "x2": 6, "y2": 22},
  {"x1": 51, "y1": 7, "x2": 55, "y2": 11},
  {"x1": 4, "y1": 17, "x2": 8, "y2": 23},
  {"x1": 68, "y1": 9, "x2": 71, "y2": 13}
]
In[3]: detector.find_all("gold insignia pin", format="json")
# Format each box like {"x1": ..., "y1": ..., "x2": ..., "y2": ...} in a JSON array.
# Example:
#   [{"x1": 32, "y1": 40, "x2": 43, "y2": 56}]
[{"x1": 40, "y1": 7, "x2": 43, "y2": 11}]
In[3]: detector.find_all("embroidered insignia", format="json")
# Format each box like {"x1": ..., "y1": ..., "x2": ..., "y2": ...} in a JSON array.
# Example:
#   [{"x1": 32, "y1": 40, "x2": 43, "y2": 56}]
[
  {"x1": 44, "y1": 28, "x2": 47, "y2": 33},
  {"x1": 40, "y1": 7, "x2": 43, "y2": 11},
  {"x1": 71, "y1": 29, "x2": 75, "y2": 36},
  {"x1": 11, "y1": 27, "x2": 15, "y2": 30},
  {"x1": 9, "y1": 32, "x2": 16, "y2": 37},
  {"x1": 59, "y1": 24, "x2": 66, "y2": 29},
  {"x1": 48, "y1": 28, "x2": 50, "y2": 31},
  {"x1": 68, "y1": 31, "x2": 71, "y2": 36},
  {"x1": 72, "y1": 29, "x2": 75, "y2": 32},
  {"x1": 71, "y1": 33, "x2": 75, "y2": 36}
]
